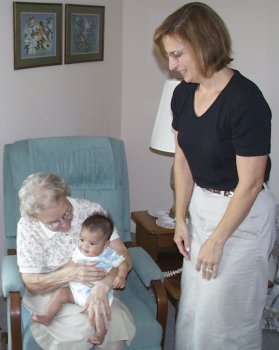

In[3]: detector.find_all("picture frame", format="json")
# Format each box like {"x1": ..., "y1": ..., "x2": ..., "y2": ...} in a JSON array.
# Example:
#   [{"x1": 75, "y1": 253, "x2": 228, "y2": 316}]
[
  {"x1": 13, "y1": 2, "x2": 62, "y2": 70},
  {"x1": 65, "y1": 4, "x2": 105, "y2": 64}
]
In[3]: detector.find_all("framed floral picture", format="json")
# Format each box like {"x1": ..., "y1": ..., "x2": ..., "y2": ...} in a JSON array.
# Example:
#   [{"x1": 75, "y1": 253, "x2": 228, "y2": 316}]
[
  {"x1": 65, "y1": 4, "x2": 105, "y2": 64},
  {"x1": 13, "y1": 2, "x2": 62, "y2": 70}
]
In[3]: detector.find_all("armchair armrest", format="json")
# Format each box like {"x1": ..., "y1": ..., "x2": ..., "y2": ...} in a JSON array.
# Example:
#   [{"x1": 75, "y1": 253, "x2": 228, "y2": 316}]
[
  {"x1": 128, "y1": 247, "x2": 163, "y2": 286},
  {"x1": 2, "y1": 255, "x2": 23, "y2": 350},
  {"x1": 128, "y1": 247, "x2": 168, "y2": 346},
  {"x1": 2, "y1": 255, "x2": 24, "y2": 297}
]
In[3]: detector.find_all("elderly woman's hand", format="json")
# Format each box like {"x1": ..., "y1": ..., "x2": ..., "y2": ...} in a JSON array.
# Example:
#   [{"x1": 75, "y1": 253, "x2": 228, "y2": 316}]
[
  {"x1": 69, "y1": 261, "x2": 107, "y2": 287},
  {"x1": 85, "y1": 267, "x2": 118, "y2": 333},
  {"x1": 86, "y1": 282, "x2": 112, "y2": 332},
  {"x1": 21, "y1": 262, "x2": 107, "y2": 294}
]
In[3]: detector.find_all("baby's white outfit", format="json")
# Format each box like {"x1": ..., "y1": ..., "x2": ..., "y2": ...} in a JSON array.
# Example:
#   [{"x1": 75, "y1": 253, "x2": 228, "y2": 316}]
[{"x1": 69, "y1": 246, "x2": 125, "y2": 307}]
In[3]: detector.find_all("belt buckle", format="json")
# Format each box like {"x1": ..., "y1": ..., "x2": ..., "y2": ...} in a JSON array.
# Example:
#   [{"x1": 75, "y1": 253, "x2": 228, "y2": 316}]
[{"x1": 224, "y1": 190, "x2": 234, "y2": 198}]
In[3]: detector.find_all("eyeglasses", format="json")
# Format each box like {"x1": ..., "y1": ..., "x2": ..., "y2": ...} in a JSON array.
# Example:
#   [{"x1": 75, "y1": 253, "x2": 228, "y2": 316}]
[
  {"x1": 43, "y1": 202, "x2": 74, "y2": 230},
  {"x1": 165, "y1": 48, "x2": 186, "y2": 61}
]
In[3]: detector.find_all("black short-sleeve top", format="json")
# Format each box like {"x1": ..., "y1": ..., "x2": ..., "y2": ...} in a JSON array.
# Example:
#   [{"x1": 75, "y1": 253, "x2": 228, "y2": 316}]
[{"x1": 171, "y1": 70, "x2": 271, "y2": 190}]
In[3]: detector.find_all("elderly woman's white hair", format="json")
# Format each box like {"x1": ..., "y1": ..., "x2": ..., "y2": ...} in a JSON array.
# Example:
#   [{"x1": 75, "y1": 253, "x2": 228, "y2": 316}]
[{"x1": 18, "y1": 173, "x2": 71, "y2": 218}]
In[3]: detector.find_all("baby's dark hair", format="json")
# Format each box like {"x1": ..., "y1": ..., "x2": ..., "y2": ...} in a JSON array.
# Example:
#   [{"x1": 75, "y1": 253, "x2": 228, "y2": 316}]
[{"x1": 82, "y1": 213, "x2": 114, "y2": 240}]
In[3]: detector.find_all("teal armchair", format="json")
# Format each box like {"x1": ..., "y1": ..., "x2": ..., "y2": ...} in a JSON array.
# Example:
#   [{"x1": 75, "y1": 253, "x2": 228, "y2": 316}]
[{"x1": 1, "y1": 136, "x2": 168, "y2": 350}]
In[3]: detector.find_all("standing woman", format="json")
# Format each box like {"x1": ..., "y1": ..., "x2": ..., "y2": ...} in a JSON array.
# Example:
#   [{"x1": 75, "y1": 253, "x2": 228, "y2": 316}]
[{"x1": 154, "y1": 2, "x2": 277, "y2": 350}]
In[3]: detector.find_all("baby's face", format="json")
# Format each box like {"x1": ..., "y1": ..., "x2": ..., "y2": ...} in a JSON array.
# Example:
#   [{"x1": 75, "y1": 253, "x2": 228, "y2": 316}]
[{"x1": 78, "y1": 228, "x2": 107, "y2": 257}]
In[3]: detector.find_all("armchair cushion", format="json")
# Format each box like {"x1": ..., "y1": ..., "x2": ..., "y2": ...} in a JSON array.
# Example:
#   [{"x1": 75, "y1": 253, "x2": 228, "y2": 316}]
[
  {"x1": 4, "y1": 137, "x2": 132, "y2": 248},
  {"x1": 119, "y1": 286, "x2": 162, "y2": 349},
  {"x1": 10, "y1": 137, "x2": 116, "y2": 190}
]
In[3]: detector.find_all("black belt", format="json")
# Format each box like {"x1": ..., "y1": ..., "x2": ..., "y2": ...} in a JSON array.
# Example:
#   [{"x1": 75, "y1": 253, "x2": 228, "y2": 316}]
[
  {"x1": 204, "y1": 185, "x2": 265, "y2": 198},
  {"x1": 204, "y1": 188, "x2": 235, "y2": 197}
]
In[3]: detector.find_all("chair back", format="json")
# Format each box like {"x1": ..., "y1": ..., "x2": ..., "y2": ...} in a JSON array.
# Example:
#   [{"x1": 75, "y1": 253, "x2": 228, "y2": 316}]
[{"x1": 4, "y1": 136, "x2": 131, "y2": 249}]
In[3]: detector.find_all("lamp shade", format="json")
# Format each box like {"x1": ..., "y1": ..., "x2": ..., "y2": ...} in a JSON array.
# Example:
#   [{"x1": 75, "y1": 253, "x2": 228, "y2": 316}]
[{"x1": 150, "y1": 79, "x2": 181, "y2": 153}]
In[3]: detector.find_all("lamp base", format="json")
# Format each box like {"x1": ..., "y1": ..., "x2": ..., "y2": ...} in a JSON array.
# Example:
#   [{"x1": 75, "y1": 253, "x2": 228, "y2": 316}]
[
  {"x1": 169, "y1": 163, "x2": 176, "y2": 219},
  {"x1": 169, "y1": 204, "x2": 176, "y2": 219},
  {"x1": 168, "y1": 204, "x2": 190, "y2": 221}
]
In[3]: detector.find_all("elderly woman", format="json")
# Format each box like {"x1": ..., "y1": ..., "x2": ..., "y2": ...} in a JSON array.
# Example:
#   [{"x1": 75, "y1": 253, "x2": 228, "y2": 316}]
[{"x1": 16, "y1": 173, "x2": 135, "y2": 350}]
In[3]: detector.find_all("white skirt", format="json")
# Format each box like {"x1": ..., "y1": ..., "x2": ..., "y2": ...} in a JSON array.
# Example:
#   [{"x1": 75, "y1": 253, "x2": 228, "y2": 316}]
[
  {"x1": 175, "y1": 185, "x2": 277, "y2": 350},
  {"x1": 23, "y1": 290, "x2": 135, "y2": 350}
]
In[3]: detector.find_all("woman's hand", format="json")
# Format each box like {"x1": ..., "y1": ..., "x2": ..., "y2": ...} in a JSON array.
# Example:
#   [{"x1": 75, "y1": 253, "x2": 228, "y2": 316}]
[
  {"x1": 174, "y1": 220, "x2": 191, "y2": 260},
  {"x1": 196, "y1": 236, "x2": 224, "y2": 280},
  {"x1": 70, "y1": 261, "x2": 107, "y2": 287},
  {"x1": 86, "y1": 281, "x2": 112, "y2": 332}
]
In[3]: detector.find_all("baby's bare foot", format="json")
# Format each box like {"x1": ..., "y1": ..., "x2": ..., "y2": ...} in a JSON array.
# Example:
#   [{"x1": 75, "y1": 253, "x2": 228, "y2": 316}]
[
  {"x1": 32, "y1": 312, "x2": 52, "y2": 325},
  {"x1": 88, "y1": 330, "x2": 105, "y2": 345}
]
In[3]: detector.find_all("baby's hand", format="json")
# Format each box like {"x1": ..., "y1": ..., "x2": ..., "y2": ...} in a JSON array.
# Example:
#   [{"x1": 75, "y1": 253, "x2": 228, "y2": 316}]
[
  {"x1": 80, "y1": 302, "x2": 89, "y2": 313},
  {"x1": 112, "y1": 275, "x2": 126, "y2": 289}
]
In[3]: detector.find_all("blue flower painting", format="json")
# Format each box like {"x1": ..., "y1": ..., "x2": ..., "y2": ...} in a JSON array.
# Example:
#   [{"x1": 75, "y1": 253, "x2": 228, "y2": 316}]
[
  {"x1": 21, "y1": 13, "x2": 56, "y2": 58},
  {"x1": 71, "y1": 14, "x2": 100, "y2": 54}
]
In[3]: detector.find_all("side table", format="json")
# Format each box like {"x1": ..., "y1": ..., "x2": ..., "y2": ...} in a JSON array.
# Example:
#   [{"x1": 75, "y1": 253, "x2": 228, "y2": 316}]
[{"x1": 131, "y1": 210, "x2": 182, "y2": 308}]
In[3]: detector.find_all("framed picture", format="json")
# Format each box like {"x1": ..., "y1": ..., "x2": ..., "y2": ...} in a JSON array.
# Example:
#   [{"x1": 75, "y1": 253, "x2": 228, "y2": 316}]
[
  {"x1": 65, "y1": 4, "x2": 105, "y2": 64},
  {"x1": 13, "y1": 2, "x2": 62, "y2": 70}
]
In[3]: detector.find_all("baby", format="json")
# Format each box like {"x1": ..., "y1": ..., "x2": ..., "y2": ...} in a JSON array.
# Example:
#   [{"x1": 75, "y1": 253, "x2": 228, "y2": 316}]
[{"x1": 32, "y1": 213, "x2": 128, "y2": 345}]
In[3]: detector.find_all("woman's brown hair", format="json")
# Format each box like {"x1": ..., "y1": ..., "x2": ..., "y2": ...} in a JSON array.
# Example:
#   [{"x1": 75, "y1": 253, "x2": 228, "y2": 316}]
[{"x1": 154, "y1": 2, "x2": 233, "y2": 77}]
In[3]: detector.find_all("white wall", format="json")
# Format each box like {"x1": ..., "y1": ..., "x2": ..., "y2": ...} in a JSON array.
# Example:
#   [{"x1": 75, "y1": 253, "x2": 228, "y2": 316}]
[
  {"x1": 121, "y1": 0, "x2": 279, "y2": 215},
  {"x1": 0, "y1": 0, "x2": 123, "y2": 289}
]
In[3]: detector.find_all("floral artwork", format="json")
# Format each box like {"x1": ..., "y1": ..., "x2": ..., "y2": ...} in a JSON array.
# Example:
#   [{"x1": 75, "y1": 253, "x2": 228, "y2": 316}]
[
  {"x1": 21, "y1": 13, "x2": 57, "y2": 58},
  {"x1": 14, "y1": 3, "x2": 103, "y2": 68},
  {"x1": 65, "y1": 5, "x2": 104, "y2": 64},
  {"x1": 71, "y1": 14, "x2": 100, "y2": 54},
  {"x1": 13, "y1": 2, "x2": 62, "y2": 69}
]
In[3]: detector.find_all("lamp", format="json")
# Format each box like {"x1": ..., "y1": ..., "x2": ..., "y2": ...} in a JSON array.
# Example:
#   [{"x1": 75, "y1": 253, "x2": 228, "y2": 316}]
[{"x1": 151, "y1": 79, "x2": 181, "y2": 219}]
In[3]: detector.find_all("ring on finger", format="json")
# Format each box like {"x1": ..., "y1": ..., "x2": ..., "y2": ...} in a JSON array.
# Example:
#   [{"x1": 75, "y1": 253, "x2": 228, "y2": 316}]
[{"x1": 206, "y1": 267, "x2": 213, "y2": 273}]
